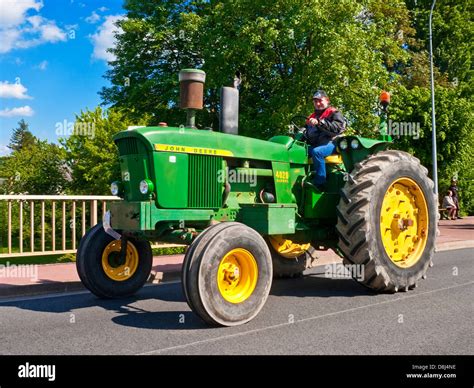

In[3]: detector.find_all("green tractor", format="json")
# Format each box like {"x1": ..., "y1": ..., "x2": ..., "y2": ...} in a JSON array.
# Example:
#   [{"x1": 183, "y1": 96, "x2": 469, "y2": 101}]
[{"x1": 77, "y1": 69, "x2": 437, "y2": 326}]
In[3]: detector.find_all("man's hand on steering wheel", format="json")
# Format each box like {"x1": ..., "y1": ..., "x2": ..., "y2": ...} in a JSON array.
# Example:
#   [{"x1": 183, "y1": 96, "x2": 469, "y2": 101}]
[
  {"x1": 289, "y1": 115, "x2": 309, "y2": 139},
  {"x1": 308, "y1": 117, "x2": 319, "y2": 126}
]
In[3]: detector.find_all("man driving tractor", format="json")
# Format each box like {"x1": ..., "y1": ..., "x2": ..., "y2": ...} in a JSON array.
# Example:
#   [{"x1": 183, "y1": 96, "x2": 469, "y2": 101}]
[{"x1": 305, "y1": 90, "x2": 346, "y2": 189}]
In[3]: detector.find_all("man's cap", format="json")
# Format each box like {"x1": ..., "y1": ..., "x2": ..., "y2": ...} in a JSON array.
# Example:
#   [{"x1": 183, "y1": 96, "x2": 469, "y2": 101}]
[{"x1": 313, "y1": 90, "x2": 328, "y2": 99}]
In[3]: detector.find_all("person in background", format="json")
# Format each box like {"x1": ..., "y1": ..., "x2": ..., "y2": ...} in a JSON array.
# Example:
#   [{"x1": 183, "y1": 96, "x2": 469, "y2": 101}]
[
  {"x1": 448, "y1": 178, "x2": 462, "y2": 219},
  {"x1": 305, "y1": 90, "x2": 346, "y2": 189},
  {"x1": 442, "y1": 190, "x2": 457, "y2": 220}
]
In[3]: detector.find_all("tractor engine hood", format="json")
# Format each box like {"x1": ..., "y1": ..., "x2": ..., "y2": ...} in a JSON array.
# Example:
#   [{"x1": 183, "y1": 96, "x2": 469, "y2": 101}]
[{"x1": 113, "y1": 126, "x2": 307, "y2": 164}]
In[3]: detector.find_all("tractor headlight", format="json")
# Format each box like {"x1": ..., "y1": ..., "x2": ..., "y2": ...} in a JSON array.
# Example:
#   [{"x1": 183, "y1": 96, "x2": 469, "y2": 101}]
[
  {"x1": 350, "y1": 139, "x2": 360, "y2": 149},
  {"x1": 110, "y1": 181, "x2": 121, "y2": 196},
  {"x1": 139, "y1": 179, "x2": 154, "y2": 195},
  {"x1": 339, "y1": 139, "x2": 348, "y2": 150}
]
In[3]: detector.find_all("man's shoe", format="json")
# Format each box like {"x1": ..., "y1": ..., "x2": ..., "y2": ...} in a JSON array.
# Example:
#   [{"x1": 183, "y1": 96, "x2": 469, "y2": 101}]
[{"x1": 457, "y1": 216, "x2": 463, "y2": 219}]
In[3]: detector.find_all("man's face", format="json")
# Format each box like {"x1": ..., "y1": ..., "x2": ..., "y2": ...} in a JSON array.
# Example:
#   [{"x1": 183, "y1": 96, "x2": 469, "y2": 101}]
[{"x1": 313, "y1": 97, "x2": 328, "y2": 111}]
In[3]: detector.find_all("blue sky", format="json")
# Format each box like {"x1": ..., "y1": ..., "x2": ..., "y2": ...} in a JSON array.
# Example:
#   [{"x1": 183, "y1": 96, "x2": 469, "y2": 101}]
[{"x1": 0, "y1": 0, "x2": 126, "y2": 155}]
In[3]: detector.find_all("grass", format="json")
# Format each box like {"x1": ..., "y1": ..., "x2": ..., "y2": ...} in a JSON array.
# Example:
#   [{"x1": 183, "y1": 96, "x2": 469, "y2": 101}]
[
  {"x1": 152, "y1": 246, "x2": 187, "y2": 256},
  {"x1": 0, "y1": 253, "x2": 75, "y2": 266}
]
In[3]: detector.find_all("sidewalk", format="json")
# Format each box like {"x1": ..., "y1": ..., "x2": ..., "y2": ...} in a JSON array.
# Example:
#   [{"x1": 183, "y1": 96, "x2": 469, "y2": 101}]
[{"x1": 1, "y1": 217, "x2": 472, "y2": 299}]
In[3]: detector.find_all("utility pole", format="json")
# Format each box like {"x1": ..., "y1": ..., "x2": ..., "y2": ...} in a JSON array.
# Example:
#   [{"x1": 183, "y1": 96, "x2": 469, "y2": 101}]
[{"x1": 429, "y1": 0, "x2": 438, "y2": 195}]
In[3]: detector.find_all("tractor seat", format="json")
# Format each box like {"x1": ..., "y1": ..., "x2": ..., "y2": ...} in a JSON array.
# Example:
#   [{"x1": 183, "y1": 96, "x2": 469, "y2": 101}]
[
  {"x1": 307, "y1": 154, "x2": 343, "y2": 164},
  {"x1": 325, "y1": 154, "x2": 343, "y2": 164}
]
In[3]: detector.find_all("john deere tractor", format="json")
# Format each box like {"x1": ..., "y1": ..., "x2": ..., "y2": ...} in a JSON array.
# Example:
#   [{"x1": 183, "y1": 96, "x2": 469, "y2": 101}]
[{"x1": 77, "y1": 69, "x2": 437, "y2": 326}]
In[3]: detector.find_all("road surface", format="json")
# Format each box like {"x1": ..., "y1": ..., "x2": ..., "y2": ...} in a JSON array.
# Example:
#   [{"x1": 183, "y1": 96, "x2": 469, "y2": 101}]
[{"x1": 0, "y1": 248, "x2": 472, "y2": 355}]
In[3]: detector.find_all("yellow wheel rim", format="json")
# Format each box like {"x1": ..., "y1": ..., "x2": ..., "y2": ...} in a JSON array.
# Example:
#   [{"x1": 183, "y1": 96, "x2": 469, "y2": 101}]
[
  {"x1": 217, "y1": 248, "x2": 258, "y2": 304},
  {"x1": 269, "y1": 235, "x2": 311, "y2": 259},
  {"x1": 101, "y1": 240, "x2": 139, "y2": 281},
  {"x1": 380, "y1": 177, "x2": 429, "y2": 268}
]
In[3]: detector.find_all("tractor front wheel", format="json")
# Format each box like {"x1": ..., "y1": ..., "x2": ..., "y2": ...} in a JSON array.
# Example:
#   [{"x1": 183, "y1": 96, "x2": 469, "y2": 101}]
[
  {"x1": 76, "y1": 224, "x2": 152, "y2": 298},
  {"x1": 182, "y1": 222, "x2": 272, "y2": 326},
  {"x1": 336, "y1": 150, "x2": 437, "y2": 292}
]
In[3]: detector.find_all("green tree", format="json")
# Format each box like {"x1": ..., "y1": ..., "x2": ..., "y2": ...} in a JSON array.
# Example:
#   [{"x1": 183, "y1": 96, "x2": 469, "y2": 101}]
[
  {"x1": 0, "y1": 140, "x2": 67, "y2": 195},
  {"x1": 101, "y1": 0, "x2": 415, "y2": 137},
  {"x1": 61, "y1": 107, "x2": 151, "y2": 195},
  {"x1": 406, "y1": 0, "x2": 472, "y2": 95},
  {"x1": 8, "y1": 119, "x2": 36, "y2": 151}
]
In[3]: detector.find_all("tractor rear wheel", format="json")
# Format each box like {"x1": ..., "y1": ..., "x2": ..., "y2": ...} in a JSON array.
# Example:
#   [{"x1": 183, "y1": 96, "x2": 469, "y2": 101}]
[
  {"x1": 266, "y1": 235, "x2": 316, "y2": 278},
  {"x1": 77, "y1": 224, "x2": 152, "y2": 298},
  {"x1": 182, "y1": 222, "x2": 272, "y2": 326},
  {"x1": 336, "y1": 150, "x2": 437, "y2": 292}
]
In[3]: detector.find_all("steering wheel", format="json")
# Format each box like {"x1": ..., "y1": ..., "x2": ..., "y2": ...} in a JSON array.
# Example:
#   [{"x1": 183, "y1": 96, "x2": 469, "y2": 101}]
[{"x1": 289, "y1": 115, "x2": 308, "y2": 138}]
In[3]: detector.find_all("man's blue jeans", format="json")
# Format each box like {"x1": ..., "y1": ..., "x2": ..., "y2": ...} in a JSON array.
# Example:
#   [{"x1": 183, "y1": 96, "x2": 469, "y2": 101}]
[{"x1": 309, "y1": 142, "x2": 336, "y2": 185}]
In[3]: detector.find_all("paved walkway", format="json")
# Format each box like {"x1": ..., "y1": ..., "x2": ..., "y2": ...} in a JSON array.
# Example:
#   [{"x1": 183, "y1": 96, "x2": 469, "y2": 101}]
[{"x1": 0, "y1": 217, "x2": 472, "y2": 298}]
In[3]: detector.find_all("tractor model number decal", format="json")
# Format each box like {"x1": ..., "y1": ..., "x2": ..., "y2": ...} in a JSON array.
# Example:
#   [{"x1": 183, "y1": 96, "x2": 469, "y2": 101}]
[
  {"x1": 154, "y1": 144, "x2": 234, "y2": 157},
  {"x1": 275, "y1": 170, "x2": 289, "y2": 183}
]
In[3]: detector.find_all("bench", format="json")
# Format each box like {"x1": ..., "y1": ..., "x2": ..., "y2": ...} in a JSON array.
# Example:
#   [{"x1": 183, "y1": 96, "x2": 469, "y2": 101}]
[{"x1": 439, "y1": 207, "x2": 450, "y2": 220}]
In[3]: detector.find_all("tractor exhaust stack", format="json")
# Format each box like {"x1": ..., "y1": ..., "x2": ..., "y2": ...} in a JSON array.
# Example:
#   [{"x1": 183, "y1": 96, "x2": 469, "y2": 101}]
[
  {"x1": 179, "y1": 69, "x2": 206, "y2": 128},
  {"x1": 219, "y1": 72, "x2": 240, "y2": 135}
]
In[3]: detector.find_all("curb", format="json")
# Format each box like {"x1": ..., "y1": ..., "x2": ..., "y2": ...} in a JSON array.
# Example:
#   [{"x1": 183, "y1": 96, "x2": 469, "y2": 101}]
[
  {"x1": 0, "y1": 242, "x2": 472, "y2": 300},
  {"x1": 0, "y1": 270, "x2": 183, "y2": 301},
  {"x1": 435, "y1": 240, "x2": 474, "y2": 252},
  {"x1": 0, "y1": 281, "x2": 86, "y2": 300}
]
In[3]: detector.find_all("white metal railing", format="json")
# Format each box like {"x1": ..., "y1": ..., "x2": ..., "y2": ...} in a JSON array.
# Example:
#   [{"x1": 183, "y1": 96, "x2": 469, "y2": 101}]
[{"x1": 0, "y1": 195, "x2": 120, "y2": 258}]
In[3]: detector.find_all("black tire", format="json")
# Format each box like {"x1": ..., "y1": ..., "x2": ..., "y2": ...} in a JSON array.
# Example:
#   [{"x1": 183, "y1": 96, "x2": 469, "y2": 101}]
[
  {"x1": 181, "y1": 222, "x2": 235, "y2": 305},
  {"x1": 266, "y1": 238, "x2": 316, "y2": 278},
  {"x1": 76, "y1": 224, "x2": 152, "y2": 298},
  {"x1": 336, "y1": 150, "x2": 437, "y2": 292},
  {"x1": 182, "y1": 222, "x2": 273, "y2": 326}
]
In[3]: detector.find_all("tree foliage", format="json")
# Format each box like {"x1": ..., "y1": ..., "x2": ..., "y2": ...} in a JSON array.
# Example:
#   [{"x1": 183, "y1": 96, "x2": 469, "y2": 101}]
[
  {"x1": 61, "y1": 107, "x2": 151, "y2": 195},
  {"x1": 8, "y1": 119, "x2": 36, "y2": 152},
  {"x1": 0, "y1": 137, "x2": 67, "y2": 195},
  {"x1": 101, "y1": 0, "x2": 416, "y2": 138}
]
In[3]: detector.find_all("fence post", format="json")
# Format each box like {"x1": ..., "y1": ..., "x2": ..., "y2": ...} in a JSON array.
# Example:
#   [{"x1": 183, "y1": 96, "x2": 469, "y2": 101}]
[
  {"x1": 41, "y1": 201, "x2": 45, "y2": 252},
  {"x1": 7, "y1": 201, "x2": 12, "y2": 254},
  {"x1": 19, "y1": 200, "x2": 23, "y2": 254},
  {"x1": 30, "y1": 201, "x2": 34, "y2": 253},
  {"x1": 90, "y1": 200, "x2": 98, "y2": 227},
  {"x1": 71, "y1": 201, "x2": 76, "y2": 251}
]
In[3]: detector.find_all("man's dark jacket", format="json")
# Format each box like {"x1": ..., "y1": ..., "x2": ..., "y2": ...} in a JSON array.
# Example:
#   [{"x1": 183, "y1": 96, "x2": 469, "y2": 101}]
[{"x1": 305, "y1": 107, "x2": 346, "y2": 147}]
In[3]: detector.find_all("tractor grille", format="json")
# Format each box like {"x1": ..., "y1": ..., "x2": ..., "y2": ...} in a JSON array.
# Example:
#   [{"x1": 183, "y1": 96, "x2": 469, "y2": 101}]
[
  {"x1": 188, "y1": 155, "x2": 222, "y2": 208},
  {"x1": 116, "y1": 138, "x2": 139, "y2": 155}
]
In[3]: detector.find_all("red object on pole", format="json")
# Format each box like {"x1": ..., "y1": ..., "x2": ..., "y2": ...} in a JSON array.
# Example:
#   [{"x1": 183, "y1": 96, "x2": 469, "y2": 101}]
[{"x1": 380, "y1": 91, "x2": 391, "y2": 105}]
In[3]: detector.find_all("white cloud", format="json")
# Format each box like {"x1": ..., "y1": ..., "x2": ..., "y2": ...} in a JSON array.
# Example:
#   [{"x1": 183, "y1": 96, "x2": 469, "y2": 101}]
[
  {"x1": 0, "y1": 28, "x2": 21, "y2": 53},
  {"x1": 0, "y1": 0, "x2": 42, "y2": 28},
  {"x1": 90, "y1": 15, "x2": 123, "y2": 62},
  {"x1": 39, "y1": 21, "x2": 66, "y2": 42},
  {"x1": 0, "y1": 81, "x2": 32, "y2": 99},
  {"x1": 35, "y1": 60, "x2": 48, "y2": 70},
  {"x1": 0, "y1": 0, "x2": 67, "y2": 54},
  {"x1": 85, "y1": 11, "x2": 100, "y2": 24},
  {"x1": 98, "y1": 6, "x2": 108, "y2": 12},
  {"x1": 27, "y1": 14, "x2": 43, "y2": 28},
  {"x1": 0, "y1": 144, "x2": 11, "y2": 157},
  {"x1": 0, "y1": 105, "x2": 34, "y2": 117}
]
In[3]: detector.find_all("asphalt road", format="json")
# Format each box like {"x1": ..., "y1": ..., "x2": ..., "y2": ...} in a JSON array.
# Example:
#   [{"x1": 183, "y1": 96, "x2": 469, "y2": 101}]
[{"x1": 0, "y1": 249, "x2": 472, "y2": 355}]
